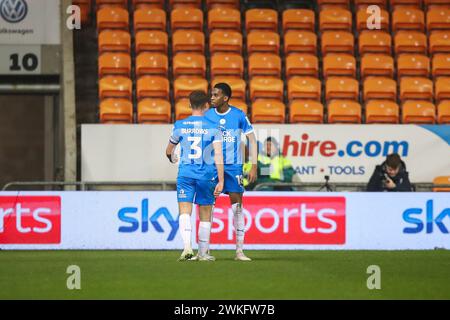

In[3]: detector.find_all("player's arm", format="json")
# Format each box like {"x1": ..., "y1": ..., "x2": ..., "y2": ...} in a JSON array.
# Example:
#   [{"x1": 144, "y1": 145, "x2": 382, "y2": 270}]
[
  {"x1": 213, "y1": 140, "x2": 224, "y2": 197},
  {"x1": 166, "y1": 127, "x2": 179, "y2": 163},
  {"x1": 246, "y1": 132, "x2": 258, "y2": 184}
]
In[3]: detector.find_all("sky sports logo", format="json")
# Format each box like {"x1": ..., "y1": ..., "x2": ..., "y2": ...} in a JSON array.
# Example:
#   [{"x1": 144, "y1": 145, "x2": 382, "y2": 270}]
[
  {"x1": 0, "y1": 196, "x2": 61, "y2": 244},
  {"x1": 282, "y1": 134, "x2": 409, "y2": 158},
  {"x1": 403, "y1": 200, "x2": 450, "y2": 234}
]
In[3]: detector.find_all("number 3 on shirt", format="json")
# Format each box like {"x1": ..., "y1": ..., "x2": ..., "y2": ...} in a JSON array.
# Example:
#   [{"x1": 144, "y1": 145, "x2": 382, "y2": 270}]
[{"x1": 188, "y1": 136, "x2": 202, "y2": 159}]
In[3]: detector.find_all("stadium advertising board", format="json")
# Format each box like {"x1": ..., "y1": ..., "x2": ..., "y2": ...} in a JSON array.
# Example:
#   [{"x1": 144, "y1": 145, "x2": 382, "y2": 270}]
[
  {"x1": 82, "y1": 124, "x2": 450, "y2": 183},
  {"x1": 0, "y1": 192, "x2": 448, "y2": 250}
]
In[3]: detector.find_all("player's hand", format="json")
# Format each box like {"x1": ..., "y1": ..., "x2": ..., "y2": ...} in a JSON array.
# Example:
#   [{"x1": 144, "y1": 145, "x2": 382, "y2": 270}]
[
  {"x1": 248, "y1": 164, "x2": 257, "y2": 184},
  {"x1": 214, "y1": 182, "x2": 224, "y2": 197}
]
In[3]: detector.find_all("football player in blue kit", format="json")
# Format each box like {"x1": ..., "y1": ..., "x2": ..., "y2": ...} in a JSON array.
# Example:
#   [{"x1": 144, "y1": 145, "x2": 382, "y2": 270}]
[
  {"x1": 166, "y1": 91, "x2": 224, "y2": 261},
  {"x1": 205, "y1": 83, "x2": 258, "y2": 261}
]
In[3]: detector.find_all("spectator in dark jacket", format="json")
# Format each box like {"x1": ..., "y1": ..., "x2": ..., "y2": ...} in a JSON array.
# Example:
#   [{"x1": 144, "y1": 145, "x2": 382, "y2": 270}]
[{"x1": 367, "y1": 153, "x2": 413, "y2": 192}]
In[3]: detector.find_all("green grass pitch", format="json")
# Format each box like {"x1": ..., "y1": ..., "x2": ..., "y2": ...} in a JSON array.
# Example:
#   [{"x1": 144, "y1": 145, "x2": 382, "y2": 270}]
[{"x1": 1, "y1": 250, "x2": 449, "y2": 299}]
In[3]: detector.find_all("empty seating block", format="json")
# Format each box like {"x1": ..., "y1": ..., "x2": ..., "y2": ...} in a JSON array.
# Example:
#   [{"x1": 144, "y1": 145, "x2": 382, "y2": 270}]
[
  {"x1": 322, "y1": 31, "x2": 354, "y2": 55},
  {"x1": 98, "y1": 30, "x2": 131, "y2": 54},
  {"x1": 395, "y1": 31, "x2": 427, "y2": 55},
  {"x1": 323, "y1": 54, "x2": 356, "y2": 78},
  {"x1": 210, "y1": 53, "x2": 243, "y2": 77},
  {"x1": 251, "y1": 100, "x2": 286, "y2": 123},
  {"x1": 365, "y1": 100, "x2": 400, "y2": 123},
  {"x1": 289, "y1": 100, "x2": 324, "y2": 123},
  {"x1": 212, "y1": 77, "x2": 246, "y2": 100},
  {"x1": 392, "y1": 8, "x2": 425, "y2": 32},
  {"x1": 134, "y1": 8, "x2": 166, "y2": 31},
  {"x1": 99, "y1": 76, "x2": 132, "y2": 100},
  {"x1": 137, "y1": 76, "x2": 170, "y2": 100},
  {"x1": 437, "y1": 100, "x2": 450, "y2": 124},
  {"x1": 356, "y1": 7, "x2": 389, "y2": 32},
  {"x1": 138, "y1": 99, "x2": 171, "y2": 123},
  {"x1": 171, "y1": 8, "x2": 203, "y2": 31},
  {"x1": 133, "y1": 0, "x2": 165, "y2": 9},
  {"x1": 325, "y1": 77, "x2": 359, "y2": 101},
  {"x1": 175, "y1": 99, "x2": 192, "y2": 120},
  {"x1": 435, "y1": 77, "x2": 450, "y2": 102},
  {"x1": 433, "y1": 176, "x2": 450, "y2": 192},
  {"x1": 400, "y1": 77, "x2": 434, "y2": 101},
  {"x1": 250, "y1": 77, "x2": 284, "y2": 101},
  {"x1": 172, "y1": 30, "x2": 205, "y2": 53},
  {"x1": 135, "y1": 31, "x2": 168, "y2": 54},
  {"x1": 230, "y1": 99, "x2": 248, "y2": 113},
  {"x1": 97, "y1": 0, "x2": 127, "y2": 8},
  {"x1": 363, "y1": 77, "x2": 397, "y2": 101},
  {"x1": 283, "y1": 9, "x2": 315, "y2": 32},
  {"x1": 355, "y1": 0, "x2": 387, "y2": 9},
  {"x1": 429, "y1": 31, "x2": 450, "y2": 55},
  {"x1": 97, "y1": 7, "x2": 129, "y2": 31},
  {"x1": 319, "y1": 8, "x2": 352, "y2": 32},
  {"x1": 207, "y1": 0, "x2": 240, "y2": 9},
  {"x1": 288, "y1": 77, "x2": 322, "y2": 101},
  {"x1": 284, "y1": 31, "x2": 317, "y2": 55},
  {"x1": 317, "y1": 0, "x2": 350, "y2": 9},
  {"x1": 173, "y1": 53, "x2": 206, "y2": 77},
  {"x1": 285, "y1": 54, "x2": 319, "y2": 78},
  {"x1": 427, "y1": 8, "x2": 450, "y2": 32},
  {"x1": 136, "y1": 53, "x2": 168, "y2": 77},
  {"x1": 208, "y1": 8, "x2": 241, "y2": 31},
  {"x1": 246, "y1": 9, "x2": 278, "y2": 32},
  {"x1": 359, "y1": 31, "x2": 391, "y2": 55},
  {"x1": 247, "y1": 31, "x2": 280, "y2": 54},
  {"x1": 328, "y1": 100, "x2": 362, "y2": 124},
  {"x1": 98, "y1": 53, "x2": 131, "y2": 77},
  {"x1": 169, "y1": 0, "x2": 202, "y2": 8},
  {"x1": 402, "y1": 100, "x2": 436, "y2": 124},
  {"x1": 99, "y1": 99, "x2": 133, "y2": 124},
  {"x1": 209, "y1": 31, "x2": 243, "y2": 54},
  {"x1": 174, "y1": 77, "x2": 208, "y2": 100},
  {"x1": 248, "y1": 53, "x2": 281, "y2": 78},
  {"x1": 361, "y1": 54, "x2": 394, "y2": 78},
  {"x1": 397, "y1": 54, "x2": 430, "y2": 78},
  {"x1": 432, "y1": 54, "x2": 450, "y2": 77}
]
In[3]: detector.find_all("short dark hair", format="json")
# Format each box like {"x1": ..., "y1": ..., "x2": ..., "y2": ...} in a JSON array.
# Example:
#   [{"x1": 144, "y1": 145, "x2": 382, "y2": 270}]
[
  {"x1": 189, "y1": 91, "x2": 209, "y2": 110},
  {"x1": 214, "y1": 83, "x2": 232, "y2": 100},
  {"x1": 386, "y1": 153, "x2": 402, "y2": 169}
]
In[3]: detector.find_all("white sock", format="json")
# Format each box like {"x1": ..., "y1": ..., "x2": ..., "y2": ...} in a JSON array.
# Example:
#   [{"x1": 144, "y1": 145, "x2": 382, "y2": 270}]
[
  {"x1": 179, "y1": 214, "x2": 192, "y2": 251},
  {"x1": 232, "y1": 203, "x2": 245, "y2": 251},
  {"x1": 198, "y1": 221, "x2": 211, "y2": 256}
]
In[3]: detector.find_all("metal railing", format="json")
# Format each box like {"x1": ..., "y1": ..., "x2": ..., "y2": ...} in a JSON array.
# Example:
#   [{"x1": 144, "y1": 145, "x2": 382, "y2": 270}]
[{"x1": 1, "y1": 181, "x2": 176, "y2": 191}]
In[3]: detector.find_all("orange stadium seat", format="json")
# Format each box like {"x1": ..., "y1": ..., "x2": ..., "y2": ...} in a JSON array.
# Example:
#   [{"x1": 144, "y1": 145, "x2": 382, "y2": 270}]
[
  {"x1": 363, "y1": 77, "x2": 397, "y2": 101},
  {"x1": 359, "y1": 31, "x2": 392, "y2": 55},
  {"x1": 282, "y1": 9, "x2": 315, "y2": 32},
  {"x1": 136, "y1": 76, "x2": 170, "y2": 100},
  {"x1": 135, "y1": 30, "x2": 168, "y2": 54},
  {"x1": 211, "y1": 77, "x2": 246, "y2": 100},
  {"x1": 169, "y1": 0, "x2": 202, "y2": 8},
  {"x1": 288, "y1": 77, "x2": 322, "y2": 101},
  {"x1": 323, "y1": 54, "x2": 356, "y2": 78},
  {"x1": 137, "y1": 99, "x2": 172, "y2": 124},
  {"x1": 289, "y1": 100, "x2": 324, "y2": 124},
  {"x1": 429, "y1": 31, "x2": 450, "y2": 55},
  {"x1": 174, "y1": 77, "x2": 208, "y2": 100},
  {"x1": 328, "y1": 100, "x2": 362, "y2": 124},
  {"x1": 400, "y1": 77, "x2": 434, "y2": 101},
  {"x1": 284, "y1": 31, "x2": 317, "y2": 55},
  {"x1": 394, "y1": 31, "x2": 427, "y2": 55},
  {"x1": 206, "y1": 0, "x2": 239, "y2": 9},
  {"x1": 365, "y1": 100, "x2": 400, "y2": 124},
  {"x1": 437, "y1": 100, "x2": 450, "y2": 123},
  {"x1": 392, "y1": 8, "x2": 425, "y2": 32},
  {"x1": 132, "y1": 0, "x2": 165, "y2": 9},
  {"x1": 171, "y1": 8, "x2": 203, "y2": 31},
  {"x1": 250, "y1": 77, "x2": 284, "y2": 101},
  {"x1": 97, "y1": 0, "x2": 127, "y2": 9},
  {"x1": 136, "y1": 52, "x2": 168, "y2": 77},
  {"x1": 390, "y1": 0, "x2": 423, "y2": 8},
  {"x1": 361, "y1": 54, "x2": 394, "y2": 78},
  {"x1": 99, "y1": 76, "x2": 132, "y2": 100},
  {"x1": 325, "y1": 77, "x2": 359, "y2": 101},
  {"x1": 402, "y1": 100, "x2": 436, "y2": 124},
  {"x1": 321, "y1": 31, "x2": 354, "y2": 55},
  {"x1": 285, "y1": 54, "x2": 319, "y2": 78},
  {"x1": 247, "y1": 31, "x2": 280, "y2": 55},
  {"x1": 97, "y1": 7, "x2": 129, "y2": 31},
  {"x1": 98, "y1": 53, "x2": 131, "y2": 77},
  {"x1": 427, "y1": 7, "x2": 450, "y2": 32},
  {"x1": 230, "y1": 100, "x2": 248, "y2": 113},
  {"x1": 317, "y1": 0, "x2": 350, "y2": 8},
  {"x1": 435, "y1": 77, "x2": 450, "y2": 102},
  {"x1": 99, "y1": 99, "x2": 133, "y2": 124},
  {"x1": 354, "y1": 0, "x2": 387, "y2": 9},
  {"x1": 246, "y1": 9, "x2": 278, "y2": 32},
  {"x1": 134, "y1": 8, "x2": 166, "y2": 31},
  {"x1": 173, "y1": 53, "x2": 206, "y2": 78},
  {"x1": 432, "y1": 54, "x2": 450, "y2": 77},
  {"x1": 248, "y1": 53, "x2": 281, "y2": 78},
  {"x1": 208, "y1": 8, "x2": 241, "y2": 31},
  {"x1": 319, "y1": 8, "x2": 352, "y2": 32},
  {"x1": 175, "y1": 99, "x2": 192, "y2": 120},
  {"x1": 98, "y1": 30, "x2": 131, "y2": 54},
  {"x1": 172, "y1": 30, "x2": 205, "y2": 53},
  {"x1": 356, "y1": 7, "x2": 389, "y2": 32},
  {"x1": 209, "y1": 31, "x2": 243, "y2": 54},
  {"x1": 251, "y1": 100, "x2": 286, "y2": 123},
  {"x1": 210, "y1": 53, "x2": 244, "y2": 78},
  {"x1": 432, "y1": 176, "x2": 450, "y2": 192},
  {"x1": 397, "y1": 54, "x2": 430, "y2": 78}
]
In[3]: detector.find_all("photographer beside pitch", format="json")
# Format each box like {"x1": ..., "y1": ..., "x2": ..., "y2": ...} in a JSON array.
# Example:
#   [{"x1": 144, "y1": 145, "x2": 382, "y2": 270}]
[{"x1": 366, "y1": 153, "x2": 413, "y2": 192}]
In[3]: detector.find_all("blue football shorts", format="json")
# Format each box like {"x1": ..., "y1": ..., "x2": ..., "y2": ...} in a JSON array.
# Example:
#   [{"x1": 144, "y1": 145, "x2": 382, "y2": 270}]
[{"x1": 176, "y1": 176, "x2": 218, "y2": 205}]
